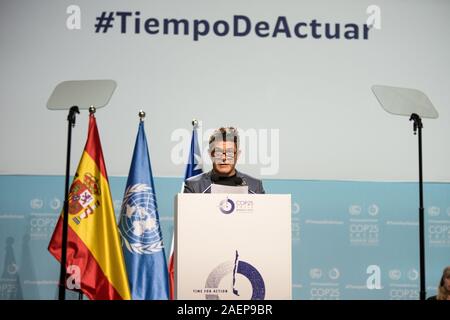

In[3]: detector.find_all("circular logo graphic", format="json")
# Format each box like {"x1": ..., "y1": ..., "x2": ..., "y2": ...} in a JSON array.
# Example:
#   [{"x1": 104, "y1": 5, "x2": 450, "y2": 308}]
[
  {"x1": 292, "y1": 202, "x2": 301, "y2": 214},
  {"x1": 119, "y1": 184, "x2": 163, "y2": 255},
  {"x1": 50, "y1": 198, "x2": 61, "y2": 210},
  {"x1": 205, "y1": 256, "x2": 265, "y2": 300},
  {"x1": 407, "y1": 269, "x2": 419, "y2": 281},
  {"x1": 219, "y1": 198, "x2": 235, "y2": 214},
  {"x1": 30, "y1": 198, "x2": 43, "y2": 210},
  {"x1": 7, "y1": 263, "x2": 18, "y2": 275},
  {"x1": 428, "y1": 206, "x2": 440, "y2": 217},
  {"x1": 389, "y1": 269, "x2": 402, "y2": 281},
  {"x1": 309, "y1": 268, "x2": 323, "y2": 280},
  {"x1": 328, "y1": 268, "x2": 340, "y2": 280},
  {"x1": 368, "y1": 204, "x2": 379, "y2": 216},
  {"x1": 349, "y1": 205, "x2": 362, "y2": 216}
]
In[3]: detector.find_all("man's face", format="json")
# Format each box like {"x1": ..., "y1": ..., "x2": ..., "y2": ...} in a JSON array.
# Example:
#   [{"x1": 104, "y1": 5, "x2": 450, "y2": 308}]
[{"x1": 210, "y1": 141, "x2": 238, "y2": 176}]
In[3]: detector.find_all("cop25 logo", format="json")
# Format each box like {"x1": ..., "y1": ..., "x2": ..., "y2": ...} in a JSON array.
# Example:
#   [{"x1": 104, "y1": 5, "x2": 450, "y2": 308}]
[{"x1": 219, "y1": 198, "x2": 235, "y2": 214}]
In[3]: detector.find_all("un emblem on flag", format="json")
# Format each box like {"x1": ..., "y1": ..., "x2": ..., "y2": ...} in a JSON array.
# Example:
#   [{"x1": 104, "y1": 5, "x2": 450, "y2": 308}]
[{"x1": 119, "y1": 184, "x2": 164, "y2": 255}]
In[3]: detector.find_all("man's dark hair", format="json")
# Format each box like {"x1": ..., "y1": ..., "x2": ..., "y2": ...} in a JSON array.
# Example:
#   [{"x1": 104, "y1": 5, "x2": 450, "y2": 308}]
[{"x1": 208, "y1": 127, "x2": 239, "y2": 152}]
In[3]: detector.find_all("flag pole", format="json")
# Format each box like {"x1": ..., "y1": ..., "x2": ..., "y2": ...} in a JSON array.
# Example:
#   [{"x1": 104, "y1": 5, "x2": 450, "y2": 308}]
[
  {"x1": 410, "y1": 113, "x2": 426, "y2": 300},
  {"x1": 59, "y1": 105, "x2": 80, "y2": 300},
  {"x1": 72, "y1": 106, "x2": 96, "y2": 301}
]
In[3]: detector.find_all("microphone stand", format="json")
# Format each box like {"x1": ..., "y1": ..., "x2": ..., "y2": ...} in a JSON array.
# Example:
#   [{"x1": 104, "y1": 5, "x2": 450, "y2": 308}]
[{"x1": 409, "y1": 113, "x2": 426, "y2": 301}]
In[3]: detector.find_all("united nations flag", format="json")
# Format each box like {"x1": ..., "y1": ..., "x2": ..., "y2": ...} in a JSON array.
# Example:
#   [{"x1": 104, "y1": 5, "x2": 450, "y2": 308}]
[{"x1": 119, "y1": 120, "x2": 169, "y2": 300}]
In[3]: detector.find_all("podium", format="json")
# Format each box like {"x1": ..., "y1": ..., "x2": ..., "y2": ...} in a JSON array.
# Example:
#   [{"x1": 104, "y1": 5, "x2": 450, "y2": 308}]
[{"x1": 174, "y1": 193, "x2": 292, "y2": 300}]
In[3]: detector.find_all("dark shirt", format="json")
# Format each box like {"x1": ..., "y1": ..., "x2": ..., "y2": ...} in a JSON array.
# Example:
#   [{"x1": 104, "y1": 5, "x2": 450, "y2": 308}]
[
  {"x1": 212, "y1": 173, "x2": 239, "y2": 186},
  {"x1": 184, "y1": 170, "x2": 265, "y2": 194}
]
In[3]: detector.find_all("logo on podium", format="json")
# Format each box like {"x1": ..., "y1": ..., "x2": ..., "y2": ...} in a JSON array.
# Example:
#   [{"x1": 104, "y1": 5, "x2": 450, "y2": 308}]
[
  {"x1": 203, "y1": 250, "x2": 266, "y2": 300},
  {"x1": 219, "y1": 198, "x2": 235, "y2": 214}
]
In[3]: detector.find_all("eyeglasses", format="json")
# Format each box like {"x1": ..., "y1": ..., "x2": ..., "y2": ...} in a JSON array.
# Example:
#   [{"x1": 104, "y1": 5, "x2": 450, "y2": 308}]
[{"x1": 212, "y1": 148, "x2": 236, "y2": 160}]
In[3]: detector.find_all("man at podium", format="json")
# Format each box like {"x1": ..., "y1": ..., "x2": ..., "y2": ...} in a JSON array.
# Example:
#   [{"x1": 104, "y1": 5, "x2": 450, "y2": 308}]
[{"x1": 184, "y1": 127, "x2": 265, "y2": 194}]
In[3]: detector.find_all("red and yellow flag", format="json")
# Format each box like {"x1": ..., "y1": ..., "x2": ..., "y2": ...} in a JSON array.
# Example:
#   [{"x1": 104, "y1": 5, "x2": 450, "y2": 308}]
[{"x1": 48, "y1": 114, "x2": 131, "y2": 300}]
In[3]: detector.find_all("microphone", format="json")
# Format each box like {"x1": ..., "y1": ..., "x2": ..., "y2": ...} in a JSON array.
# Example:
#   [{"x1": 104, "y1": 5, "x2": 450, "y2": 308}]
[
  {"x1": 202, "y1": 185, "x2": 212, "y2": 193},
  {"x1": 203, "y1": 172, "x2": 218, "y2": 193},
  {"x1": 240, "y1": 177, "x2": 256, "y2": 194},
  {"x1": 233, "y1": 176, "x2": 243, "y2": 186}
]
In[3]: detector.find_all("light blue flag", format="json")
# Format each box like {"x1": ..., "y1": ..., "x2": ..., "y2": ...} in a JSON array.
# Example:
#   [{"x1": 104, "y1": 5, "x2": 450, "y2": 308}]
[{"x1": 119, "y1": 121, "x2": 169, "y2": 300}]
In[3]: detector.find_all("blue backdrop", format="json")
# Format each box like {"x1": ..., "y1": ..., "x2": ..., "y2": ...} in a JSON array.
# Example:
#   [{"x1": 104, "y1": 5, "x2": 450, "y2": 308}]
[{"x1": 0, "y1": 175, "x2": 448, "y2": 300}]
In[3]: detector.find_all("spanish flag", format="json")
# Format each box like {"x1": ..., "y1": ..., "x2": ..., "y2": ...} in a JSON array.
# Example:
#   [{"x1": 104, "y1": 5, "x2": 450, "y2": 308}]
[{"x1": 48, "y1": 114, "x2": 131, "y2": 300}]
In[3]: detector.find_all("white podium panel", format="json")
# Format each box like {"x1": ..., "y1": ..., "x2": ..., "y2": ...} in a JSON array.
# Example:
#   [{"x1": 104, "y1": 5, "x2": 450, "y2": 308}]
[{"x1": 175, "y1": 193, "x2": 291, "y2": 300}]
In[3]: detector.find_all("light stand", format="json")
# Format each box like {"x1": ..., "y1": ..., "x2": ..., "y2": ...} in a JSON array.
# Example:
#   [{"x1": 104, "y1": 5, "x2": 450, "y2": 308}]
[
  {"x1": 372, "y1": 85, "x2": 438, "y2": 300},
  {"x1": 47, "y1": 80, "x2": 117, "y2": 300}
]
